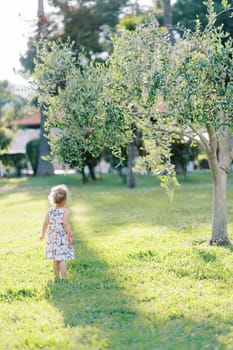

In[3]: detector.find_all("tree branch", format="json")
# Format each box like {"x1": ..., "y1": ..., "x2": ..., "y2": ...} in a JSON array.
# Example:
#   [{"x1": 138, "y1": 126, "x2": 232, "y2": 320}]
[
  {"x1": 186, "y1": 121, "x2": 210, "y2": 152},
  {"x1": 207, "y1": 124, "x2": 218, "y2": 153},
  {"x1": 138, "y1": 114, "x2": 210, "y2": 149}
]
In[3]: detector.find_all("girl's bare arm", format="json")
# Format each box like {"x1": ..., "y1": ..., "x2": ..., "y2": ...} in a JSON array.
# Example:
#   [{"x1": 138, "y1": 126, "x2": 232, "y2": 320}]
[{"x1": 40, "y1": 212, "x2": 49, "y2": 240}]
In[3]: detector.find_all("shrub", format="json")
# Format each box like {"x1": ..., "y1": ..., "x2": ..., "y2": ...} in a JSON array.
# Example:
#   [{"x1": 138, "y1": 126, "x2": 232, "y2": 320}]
[
  {"x1": 199, "y1": 158, "x2": 209, "y2": 170},
  {"x1": 0, "y1": 153, "x2": 27, "y2": 177}
]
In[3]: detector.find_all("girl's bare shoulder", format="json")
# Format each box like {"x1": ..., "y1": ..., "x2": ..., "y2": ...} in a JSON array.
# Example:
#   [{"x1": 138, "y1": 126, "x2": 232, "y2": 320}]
[{"x1": 63, "y1": 207, "x2": 70, "y2": 217}]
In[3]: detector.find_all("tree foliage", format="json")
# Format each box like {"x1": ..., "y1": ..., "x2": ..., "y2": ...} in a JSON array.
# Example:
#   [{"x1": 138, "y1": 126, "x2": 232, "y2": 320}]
[
  {"x1": 21, "y1": 0, "x2": 130, "y2": 75},
  {"x1": 0, "y1": 128, "x2": 11, "y2": 154},
  {"x1": 33, "y1": 0, "x2": 233, "y2": 242},
  {"x1": 0, "y1": 80, "x2": 25, "y2": 154},
  {"x1": 105, "y1": 3, "x2": 233, "y2": 152},
  {"x1": 48, "y1": 0, "x2": 129, "y2": 55},
  {"x1": 33, "y1": 41, "x2": 103, "y2": 168},
  {"x1": 104, "y1": 0, "x2": 233, "y2": 241},
  {"x1": 173, "y1": 0, "x2": 233, "y2": 37},
  {"x1": 33, "y1": 37, "x2": 134, "y2": 169}
]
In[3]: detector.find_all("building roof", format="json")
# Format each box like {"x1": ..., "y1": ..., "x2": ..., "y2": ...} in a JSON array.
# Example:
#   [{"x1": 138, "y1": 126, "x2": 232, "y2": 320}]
[{"x1": 16, "y1": 111, "x2": 41, "y2": 127}]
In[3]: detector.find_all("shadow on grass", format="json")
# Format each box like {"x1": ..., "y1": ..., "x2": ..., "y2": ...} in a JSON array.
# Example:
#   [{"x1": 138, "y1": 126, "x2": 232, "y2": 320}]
[
  {"x1": 45, "y1": 240, "x2": 226, "y2": 350},
  {"x1": 45, "y1": 240, "x2": 156, "y2": 349}
]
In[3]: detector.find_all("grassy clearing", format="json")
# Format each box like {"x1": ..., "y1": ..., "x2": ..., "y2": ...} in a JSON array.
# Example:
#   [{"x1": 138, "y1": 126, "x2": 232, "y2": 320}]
[{"x1": 1, "y1": 173, "x2": 233, "y2": 349}]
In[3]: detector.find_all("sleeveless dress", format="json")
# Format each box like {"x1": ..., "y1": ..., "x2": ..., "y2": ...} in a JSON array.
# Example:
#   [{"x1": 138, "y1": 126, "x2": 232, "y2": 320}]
[{"x1": 45, "y1": 207, "x2": 75, "y2": 261}]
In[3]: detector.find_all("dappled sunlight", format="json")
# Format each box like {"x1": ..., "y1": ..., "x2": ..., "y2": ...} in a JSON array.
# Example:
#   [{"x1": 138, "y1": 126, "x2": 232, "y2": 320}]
[{"x1": 0, "y1": 177, "x2": 28, "y2": 193}]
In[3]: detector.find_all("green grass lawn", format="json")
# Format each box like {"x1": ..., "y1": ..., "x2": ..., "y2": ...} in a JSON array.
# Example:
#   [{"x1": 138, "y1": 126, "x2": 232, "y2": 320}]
[{"x1": 1, "y1": 173, "x2": 233, "y2": 350}]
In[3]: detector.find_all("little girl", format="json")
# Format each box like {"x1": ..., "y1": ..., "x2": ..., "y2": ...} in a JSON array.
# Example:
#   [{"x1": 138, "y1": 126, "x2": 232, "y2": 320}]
[{"x1": 40, "y1": 184, "x2": 75, "y2": 282}]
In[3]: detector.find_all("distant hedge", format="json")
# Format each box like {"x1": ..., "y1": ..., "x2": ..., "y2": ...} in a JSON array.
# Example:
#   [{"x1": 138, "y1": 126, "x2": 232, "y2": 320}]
[
  {"x1": 0, "y1": 153, "x2": 27, "y2": 177},
  {"x1": 199, "y1": 158, "x2": 209, "y2": 170}
]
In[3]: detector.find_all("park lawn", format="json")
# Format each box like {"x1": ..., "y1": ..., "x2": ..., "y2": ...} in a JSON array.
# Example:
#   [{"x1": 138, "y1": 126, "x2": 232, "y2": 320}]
[{"x1": 1, "y1": 173, "x2": 233, "y2": 349}]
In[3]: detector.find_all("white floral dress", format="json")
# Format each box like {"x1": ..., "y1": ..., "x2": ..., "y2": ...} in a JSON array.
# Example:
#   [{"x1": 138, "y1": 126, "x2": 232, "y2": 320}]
[{"x1": 45, "y1": 207, "x2": 74, "y2": 261}]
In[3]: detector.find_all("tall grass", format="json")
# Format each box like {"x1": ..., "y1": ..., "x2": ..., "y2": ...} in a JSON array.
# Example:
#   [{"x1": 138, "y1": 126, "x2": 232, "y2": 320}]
[{"x1": 1, "y1": 173, "x2": 233, "y2": 349}]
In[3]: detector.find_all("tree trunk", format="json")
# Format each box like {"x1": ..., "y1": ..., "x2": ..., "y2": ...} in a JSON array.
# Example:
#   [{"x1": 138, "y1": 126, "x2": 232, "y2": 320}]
[
  {"x1": 88, "y1": 165, "x2": 96, "y2": 181},
  {"x1": 38, "y1": 0, "x2": 46, "y2": 31},
  {"x1": 163, "y1": 0, "x2": 172, "y2": 29},
  {"x1": 207, "y1": 126, "x2": 232, "y2": 245},
  {"x1": 210, "y1": 168, "x2": 229, "y2": 244},
  {"x1": 36, "y1": 109, "x2": 54, "y2": 176},
  {"x1": 163, "y1": 0, "x2": 173, "y2": 42},
  {"x1": 127, "y1": 142, "x2": 137, "y2": 188}
]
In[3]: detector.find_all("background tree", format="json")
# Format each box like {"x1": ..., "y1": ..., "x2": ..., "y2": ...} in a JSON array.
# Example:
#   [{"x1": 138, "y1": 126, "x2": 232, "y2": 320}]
[
  {"x1": 0, "y1": 80, "x2": 25, "y2": 154},
  {"x1": 32, "y1": 37, "x2": 135, "y2": 183},
  {"x1": 117, "y1": 0, "x2": 177, "y2": 187},
  {"x1": 0, "y1": 81, "x2": 27, "y2": 177},
  {"x1": 0, "y1": 81, "x2": 13, "y2": 153},
  {"x1": 170, "y1": 139, "x2": 199, "y2": 175},
  {"x1": 172, "y1": 0, "x2": 233, "y2": 37},
  {"x1": 163, "y1": 0, "x2": 172, "y2": 29},
  {"x1": 22, "y1": 0, "x2": 134, "y2": 177},
  {"x1": 21, "y1": 0, "x2": 130, "y2": 74},
  {"x1": 48, "y1": 0, "x2": 129, "y2": 57},
  {"x1": 117, "y1": 14, "x2": 146, "y2": 32},
  {"x1": 33, "y1": 41, "x2": 110, "y2": 174},
  {"x1": 36, "y1": 0, "x2": 54, "y2": 176},
  {"x1": 0, "y1": 128, "x2": 11, "y2": 155}
]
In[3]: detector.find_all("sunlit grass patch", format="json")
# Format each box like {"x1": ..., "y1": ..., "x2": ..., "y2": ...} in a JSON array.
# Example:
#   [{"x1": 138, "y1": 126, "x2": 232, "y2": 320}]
[{"x1": 1, "y1": 173, "x2": 233, "y2": 349}]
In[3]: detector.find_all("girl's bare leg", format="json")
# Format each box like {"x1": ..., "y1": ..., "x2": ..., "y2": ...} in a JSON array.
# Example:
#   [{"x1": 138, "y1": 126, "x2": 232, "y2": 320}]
[
  {"x1": 59, "y1": 261, "x2": 67, "y2": 280},
  {"x1": 53, "y1": 260, "x2": 60, "y2": 278}
]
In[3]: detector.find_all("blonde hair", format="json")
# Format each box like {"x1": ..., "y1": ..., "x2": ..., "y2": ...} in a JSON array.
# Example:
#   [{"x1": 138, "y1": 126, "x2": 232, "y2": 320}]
[{"x1": 48, "y1": 184, "x2": 68, "y2": 206}]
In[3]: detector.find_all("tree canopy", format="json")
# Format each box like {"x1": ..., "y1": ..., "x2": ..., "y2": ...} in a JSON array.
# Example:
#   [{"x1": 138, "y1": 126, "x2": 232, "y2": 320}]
[
  {"x1": 104, "y1": 1, "x2": 233, "y2": 235},
  {"x1": 173, "y1": 0, "x2": 233, "y2": 37},
  {"x1": 33, "y1": 38, "x2": 131, "y2": 168},
  {"x1": 0, "y1": 81, "x2": 25, "y2": 154},
  {"x1": 48, "y1": 0, "x2": 129, "y2": 54},
  {"x1": 33, "y1": 0, "x2": 233, "y2": 243},
  {"x1": 21, "y1": 0, "x2": 131, "y2": 75}
]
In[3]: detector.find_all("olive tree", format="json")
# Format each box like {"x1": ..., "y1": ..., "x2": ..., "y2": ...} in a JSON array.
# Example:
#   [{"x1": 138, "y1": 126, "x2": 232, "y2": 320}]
[
  {"x1": 103, "y1": 1, "x2": 233, "y2": 244},
  {"x1": 33, "y1": 40, "x2": 131, "y2": 173}
]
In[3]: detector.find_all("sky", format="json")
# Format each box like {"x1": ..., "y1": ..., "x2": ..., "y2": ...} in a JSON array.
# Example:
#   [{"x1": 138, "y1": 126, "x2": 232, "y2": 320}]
[
  {"x1": 0, "y1": 0, "x2": 155, "y2": 87},
  {"x1": 0, "y1": 1, "x2": 53, "y2": 86}
]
